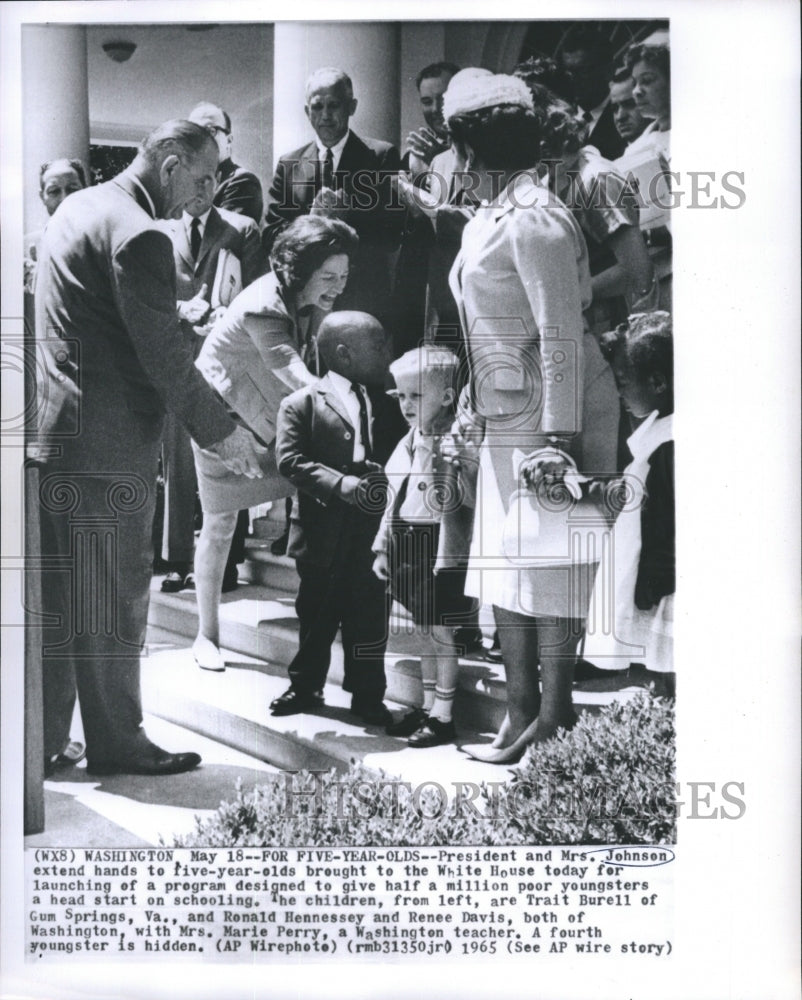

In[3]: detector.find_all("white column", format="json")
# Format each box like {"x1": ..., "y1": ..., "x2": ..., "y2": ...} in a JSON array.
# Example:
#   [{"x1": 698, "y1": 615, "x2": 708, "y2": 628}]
[
  {"x1": 272, "y1": 22, "x2": 400, "y2": 165},
  {"x1": 21, "y1": 25, "x2": 90, "y2": 235}
]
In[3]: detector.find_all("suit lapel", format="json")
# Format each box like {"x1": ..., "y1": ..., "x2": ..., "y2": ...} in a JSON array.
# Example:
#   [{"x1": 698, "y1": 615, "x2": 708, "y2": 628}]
[
  {"x1": 172, "y1": 219, "x2": 194, "y2": 272},
  {"x1": 294, "y1": 142, "x2": 320, "y2": 194},
  {"x1": 318, "y1": 375, "x2": 353, "y2": 431},
  {"x1": 335, "y1": 132, "x2": 367, "y2": 193},
  {"x1": 196, "y1": 207, "x2": 222, "y2": 271}
]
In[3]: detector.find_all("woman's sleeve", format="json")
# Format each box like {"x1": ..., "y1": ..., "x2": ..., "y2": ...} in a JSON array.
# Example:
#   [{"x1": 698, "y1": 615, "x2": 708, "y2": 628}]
[
  {"x1": 508, "y1": 206, "x2": 588, "y2": 435},
  {"x1": 245, "y1": 311, "x2": 317, "y2": 398}
]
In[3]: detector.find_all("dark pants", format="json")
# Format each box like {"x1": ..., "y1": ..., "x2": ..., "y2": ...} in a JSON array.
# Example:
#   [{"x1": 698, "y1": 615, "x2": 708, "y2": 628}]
[
  {"x1": 288, "y1": 521, "x2": 388, "y2": 702},
  {"x1": 161, "y1": 411, "x2": 197, "y2": 565},
  {"x1": 38, "y1": 456, "x2": 159, "y2": 767}
]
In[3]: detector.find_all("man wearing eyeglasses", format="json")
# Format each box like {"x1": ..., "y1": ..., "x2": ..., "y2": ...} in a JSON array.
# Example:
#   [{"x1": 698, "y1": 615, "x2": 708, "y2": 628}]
[{"x1": 188, "y1": 102, "x2": 264, "y2": 224}]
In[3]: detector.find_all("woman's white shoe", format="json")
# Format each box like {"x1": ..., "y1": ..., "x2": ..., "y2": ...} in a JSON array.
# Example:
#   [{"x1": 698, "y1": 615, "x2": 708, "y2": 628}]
[{"x1": 192, "y1": 635, "x2": 226, "y2": 672}]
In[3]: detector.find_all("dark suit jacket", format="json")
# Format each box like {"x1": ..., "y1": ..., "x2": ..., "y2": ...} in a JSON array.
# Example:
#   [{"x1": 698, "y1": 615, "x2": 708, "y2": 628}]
[
  {"x1": 32, "y1": 172, "x2": 235, "y2": 468},
  {"x1": 166, "y1": 206, "x2": 268, "y2": 346},
  {"x1": 275, "y1": 374, "x2": 405, "y2": 567},
  {"x1": 263, "y1": 131, "x2": 403, "y2": 320},
  {"x1": 214, "y1": 158, "x2": 264, "y2": 224},
  {"x1": 586, "y1": 101, "x2": 626, "y2": 161}
]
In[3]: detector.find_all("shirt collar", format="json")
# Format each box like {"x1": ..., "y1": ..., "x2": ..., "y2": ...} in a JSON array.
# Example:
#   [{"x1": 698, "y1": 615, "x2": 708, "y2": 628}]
[
  {"x1": 183, "y1": 207, "x2": 212, "y2": 235},
  {"x1": 315, "y1": 131, "x2": 350, "y2": 169},
  {"x1": 328, "y1": 369, "x2": 361, "y2": 397},
  {"x1": 128, "y1": 174, "x2": 158, "y2": 219},
  {"x1": 626, "y1": 410, "x2": 673, "y2": 459}
]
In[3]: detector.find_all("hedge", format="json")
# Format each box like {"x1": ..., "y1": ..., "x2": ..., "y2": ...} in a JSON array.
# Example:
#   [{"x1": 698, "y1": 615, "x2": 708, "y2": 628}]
[{"x1": 174, "y1": 691, "x2": 675, "y2": 847}]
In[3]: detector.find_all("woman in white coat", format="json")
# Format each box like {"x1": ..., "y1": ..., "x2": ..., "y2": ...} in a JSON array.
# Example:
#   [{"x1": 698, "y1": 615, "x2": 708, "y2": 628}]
[{"x1": 443, "y1": 73, "x2": 620, "y2": 762}]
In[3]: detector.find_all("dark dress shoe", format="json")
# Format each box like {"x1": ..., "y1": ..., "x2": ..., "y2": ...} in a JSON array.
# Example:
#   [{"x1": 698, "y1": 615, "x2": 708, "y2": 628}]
[
  {"x1": 270, "y1": 687, "x2": 324, "y2": 716},
  {"x1": 351, "y1": 698, "x2": 393, "y2": 726},
  {"x1": 386, "y1": 707, "x2": 428, "y2": 737},
  {"x1": 221, "y1": 567, "x2": 239, "y2": 593},
  {"x1": 270, "y1": 529, "x2": 290, "y2": 556},
  {"x1": 407, "y1": 716, "x2": 456, "y2": 748},
  {"x1": 86, "y1": 747, "x2": 201, "y2": 776},
  {"x1": 573, "y1": 657, "x2": 625, "y2": 682},
  {"x1": 161, "y1": 571, "x2": 189, "y2": 593}
]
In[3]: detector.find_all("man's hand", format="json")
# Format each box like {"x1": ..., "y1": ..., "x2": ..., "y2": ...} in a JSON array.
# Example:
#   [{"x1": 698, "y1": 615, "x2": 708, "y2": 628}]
[
  {"x1": 405, "y1": 126, "x2": 450, "y2": 175},
  {"x1": 193, "y1": 305, "x2": 227, "y2": 339},
  {"x1": 211, "y1": 425, "x2": 267, "y2": 479},
  {"x1": 372, "y1": 551, "x2": 390, "y2": 581},
  {"x1": 310, "y1": 186, "x2": 350, "y2": 220},
  {"x1": 178, "y1": 283, "x2": 210, "y2": 325},
  {"x1": 394, "y1": 172, "x2": 440, "y2": 220}
]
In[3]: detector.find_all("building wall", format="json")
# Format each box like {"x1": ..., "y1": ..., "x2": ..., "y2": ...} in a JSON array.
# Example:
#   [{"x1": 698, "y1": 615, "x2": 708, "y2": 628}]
[{"x1": 86, "y1": 23, "x2": 274, "y2": 215}]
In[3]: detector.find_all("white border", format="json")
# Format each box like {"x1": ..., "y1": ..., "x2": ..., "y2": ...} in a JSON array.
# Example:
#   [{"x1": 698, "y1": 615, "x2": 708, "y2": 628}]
[{"x1": 2, "y1": 2, "x2": 800, "y2": 998}]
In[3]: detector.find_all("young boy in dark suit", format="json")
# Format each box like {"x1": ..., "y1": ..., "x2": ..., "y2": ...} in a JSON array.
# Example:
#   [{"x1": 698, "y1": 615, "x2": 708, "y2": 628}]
[{"x1": 271, "y1": 311, "x2": 405, "y2": 724}]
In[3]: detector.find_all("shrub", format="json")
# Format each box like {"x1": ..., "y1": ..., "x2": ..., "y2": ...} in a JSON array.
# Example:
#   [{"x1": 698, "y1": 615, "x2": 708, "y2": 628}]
[{"x1": 174, "y1": 691, "x2": 675, "y2": 847}]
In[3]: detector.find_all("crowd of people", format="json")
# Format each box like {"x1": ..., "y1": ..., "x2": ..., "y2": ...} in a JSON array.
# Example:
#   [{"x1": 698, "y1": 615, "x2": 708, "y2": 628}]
[{"x1": 31, "y1": 27, "x2": 674, "y2": 778}]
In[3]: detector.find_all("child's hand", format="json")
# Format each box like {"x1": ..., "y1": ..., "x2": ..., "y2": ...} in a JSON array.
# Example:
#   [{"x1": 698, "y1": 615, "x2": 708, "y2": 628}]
[{"x1": 372, "y1": 552, "x2": 390, "y2": 581}]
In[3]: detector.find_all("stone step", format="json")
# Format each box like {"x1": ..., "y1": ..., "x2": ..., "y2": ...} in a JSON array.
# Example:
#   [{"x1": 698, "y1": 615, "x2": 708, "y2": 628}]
[
  {"x1": 141, "y1": 625, "x2": 533, "y2": 786},
  {"x1": 148, "y1": 573, "x2": 634, "y2": 738},
  {"x1": 148, "y1": 580, "x2": 508, "y2": 733},
  {"x1": 145, "y1": 572, "x2": 649, "y2": 787},
  {"x1": 239, "y1": 539, "x2": 299, "y2": 593}
]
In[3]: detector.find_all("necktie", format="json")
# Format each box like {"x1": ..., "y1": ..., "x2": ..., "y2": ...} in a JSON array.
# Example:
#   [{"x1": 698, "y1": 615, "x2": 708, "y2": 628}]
[
  {"x1": 322, "y1": 148, "x2": 334, "y2": 190},
  {"x1": 351, "y1": 382, "x2": 372, "y2": 460},
  {"x1": 190, "y1": 218, "x2": 202, "y2": 260}
]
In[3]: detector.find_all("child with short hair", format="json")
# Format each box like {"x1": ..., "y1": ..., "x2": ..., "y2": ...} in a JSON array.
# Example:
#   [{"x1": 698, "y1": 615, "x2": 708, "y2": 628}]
[
  {"x1": 373, "y1": 347, "x2": 477, "y2": 747},
  {"x1": 584, "y1": 311, "x2": 674, "y2": 677}
]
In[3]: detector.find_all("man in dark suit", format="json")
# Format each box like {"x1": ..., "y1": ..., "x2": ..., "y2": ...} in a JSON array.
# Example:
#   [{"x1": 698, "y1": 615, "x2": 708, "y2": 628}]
[
  {"x1": 32, "y1": 120, "x2": 266, "y2": 777},
  {"x1": 188, "y1": 102, "x2": 264, "y2": 224},
  {"x1": 159, "y1": 173, "x2": 269, "y2": 593},
  {"x1": 262, "y1": 68, "x2": 402, "y2": 325},
  {"x1": 560, "y1": 30, "x2": 626, "y2": 161},
  {"x1": 271, "y1": 312, "x2": 405, "y2": 724}
]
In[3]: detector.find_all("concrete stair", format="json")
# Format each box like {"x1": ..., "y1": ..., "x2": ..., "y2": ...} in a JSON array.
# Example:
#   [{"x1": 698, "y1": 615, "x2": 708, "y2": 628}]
[{"x1": 142, "y1": 539, "x2": 646, "y2": 788}]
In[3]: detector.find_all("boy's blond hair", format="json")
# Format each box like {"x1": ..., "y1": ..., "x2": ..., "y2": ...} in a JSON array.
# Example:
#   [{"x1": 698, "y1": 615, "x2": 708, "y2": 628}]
[{"x1": 389, "y1": 346, "x2": 460, "y2": 396}]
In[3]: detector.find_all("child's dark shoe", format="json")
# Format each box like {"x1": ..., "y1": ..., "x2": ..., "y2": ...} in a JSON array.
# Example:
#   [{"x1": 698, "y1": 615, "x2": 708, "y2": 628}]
[
  {"x1": 386, "y1": 707, "x2": 428, "y2": 737},
  {"x1": 407, "y1": 717, "x2": 456, "y2": 748}
]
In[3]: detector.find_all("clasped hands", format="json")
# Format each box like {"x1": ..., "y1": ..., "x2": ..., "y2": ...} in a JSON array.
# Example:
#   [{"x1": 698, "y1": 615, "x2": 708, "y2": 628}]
[
  {"x1": 405, "y1": 125, "x2": 450, "y2": 177},
  {"x1": 310, "y1": 186, "x2": 350, "y2": 220},
  {"x1": 177, "y1": 283, "x2": 226, "y2": 337}
]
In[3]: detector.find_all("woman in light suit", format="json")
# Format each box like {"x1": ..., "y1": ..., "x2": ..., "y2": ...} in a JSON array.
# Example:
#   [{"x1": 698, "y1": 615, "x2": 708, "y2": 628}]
[
  {"x1": 191, "y1": 215, "x2": 357, "y2": 670},
  {"x1": 443, "y1": 74, "x2": 619, "y2": 762}
]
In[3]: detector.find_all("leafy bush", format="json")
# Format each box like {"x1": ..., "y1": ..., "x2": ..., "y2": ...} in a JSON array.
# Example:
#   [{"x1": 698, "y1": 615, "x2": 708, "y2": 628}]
[{"x1": 174, "y1": 691, "x2": 675, "y2": 847}]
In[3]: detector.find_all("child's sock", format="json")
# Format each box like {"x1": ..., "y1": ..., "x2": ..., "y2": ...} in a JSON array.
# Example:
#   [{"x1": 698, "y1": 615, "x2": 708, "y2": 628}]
[
  {"x1": 421, "y1": 654, "x2": 437, "y2": 712},
  {"x1": 429, "y1": 685, "x2": 456, "y2": 723}
]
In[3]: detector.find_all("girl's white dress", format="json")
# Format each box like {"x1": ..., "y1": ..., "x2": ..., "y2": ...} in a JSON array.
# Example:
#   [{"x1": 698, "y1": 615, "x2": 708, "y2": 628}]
[{"x1": 584, "y1": 410, "x2": 674, "y2": 672}]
